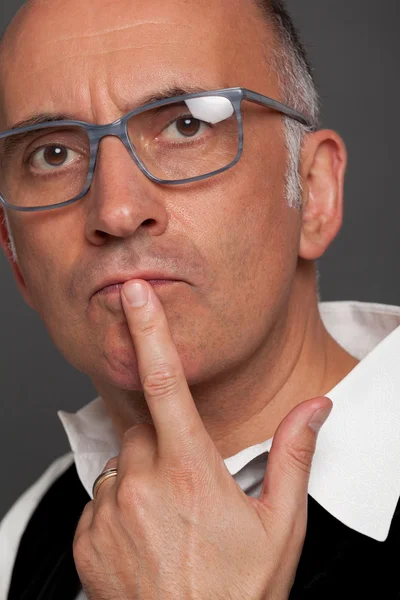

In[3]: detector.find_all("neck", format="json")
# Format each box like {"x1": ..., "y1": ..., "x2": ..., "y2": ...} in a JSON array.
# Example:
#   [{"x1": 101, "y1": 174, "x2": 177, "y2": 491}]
[{"x1": 94, "y1": 262, "x2": 359, "y2": 459}]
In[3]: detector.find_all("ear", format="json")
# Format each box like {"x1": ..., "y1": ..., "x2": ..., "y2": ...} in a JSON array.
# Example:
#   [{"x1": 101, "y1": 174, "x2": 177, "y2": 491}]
[
  {"x1": 0, "y1": 208, "x2": 36, "y2": 309},
  {"x1": 298, "y1": 129, "x2": 347, "y2": 260}
]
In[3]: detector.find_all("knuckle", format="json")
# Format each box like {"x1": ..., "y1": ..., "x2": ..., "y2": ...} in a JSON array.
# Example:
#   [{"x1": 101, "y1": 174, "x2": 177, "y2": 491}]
[
  {"x1": 90, "y1": 502, "x2": 116, "y2": 543},
  {"x1": 137, "y1": 317, "x2": 159, "y2": 337},
  {"x1": 116, "y1": 477, "x2": 135, "y2": 508},
  {"x1": 103, "y1": 456, "x2": 118, "y2": 471},
  {"x1": 73, "y1": 531, "x2": 92, "y2": 567},
  {"x1": 123, "y1": 423, "x2": 155, "y2": 444},
  {"x1": 285, "y1": 440, "x2": 315, "y2": 475},
  {"x1": 142, "y1": 364, "x2": 180, "y2": 398},
  {"x1": 93, "y1": 499, "x2": 114, "y2": 525},
  {"x1": 116, "y1": 474, "x2": 151, "y2": 510}
]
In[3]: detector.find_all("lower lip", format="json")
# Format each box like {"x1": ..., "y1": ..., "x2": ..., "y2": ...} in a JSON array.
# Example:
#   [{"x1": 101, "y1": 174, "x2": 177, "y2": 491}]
[{"x1": 97, "y1": 280, "x2": 179, "y2": 295}]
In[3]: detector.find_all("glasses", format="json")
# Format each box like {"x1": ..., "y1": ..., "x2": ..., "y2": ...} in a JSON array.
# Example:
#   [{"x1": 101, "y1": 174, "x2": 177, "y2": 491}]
[{"x1": 0, "y1": 87, "x2": 314, "y2": 213}]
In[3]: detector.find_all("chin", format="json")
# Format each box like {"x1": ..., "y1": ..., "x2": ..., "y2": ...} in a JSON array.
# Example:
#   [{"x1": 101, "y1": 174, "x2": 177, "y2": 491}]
[
  {"x1": 92, "y1": 346, "x2": 206, "y2": 393},
  {"x1": 99, "y1": 350, "x2": 143, "y2": 390}
]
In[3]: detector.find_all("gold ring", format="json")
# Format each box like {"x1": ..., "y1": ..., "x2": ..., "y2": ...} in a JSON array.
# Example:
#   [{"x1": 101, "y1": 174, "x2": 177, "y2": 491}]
[{"x1": 92, "y1": 468, "x2": 118, "y2": 500}]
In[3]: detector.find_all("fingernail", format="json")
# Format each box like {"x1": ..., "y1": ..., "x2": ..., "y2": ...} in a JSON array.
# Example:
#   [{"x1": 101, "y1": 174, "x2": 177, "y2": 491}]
[
  {"x1": 308, "y1": 405, "x2": 332, "y2": 433},
  {"x1": 123, "y1": 282, "x2": 149, "y2": 307}
]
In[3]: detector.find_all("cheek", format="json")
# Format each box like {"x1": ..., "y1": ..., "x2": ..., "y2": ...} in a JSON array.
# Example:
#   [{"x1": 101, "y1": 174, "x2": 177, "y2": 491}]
[
  {"x1": 234, "y1": 127, "x2": 299, "y2": 280},
  {"x1": 176, "y1": 137, "x2": 301, "y2": 356},
  {"x1": 9, "y1": 216, "x2": 80, "y2": 324},
  {"x1": 221, "y1": 186, "x2": 300, "y2": 317},
  {"x1": 210, "y1": 140, "x2": 299, "y2": 291}
]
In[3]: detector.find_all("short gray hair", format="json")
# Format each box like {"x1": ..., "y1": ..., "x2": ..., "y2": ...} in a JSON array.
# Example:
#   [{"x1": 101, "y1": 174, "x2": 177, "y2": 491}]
[{"x1": 255, "y1": 0, "x2": 321, "y2": 208}]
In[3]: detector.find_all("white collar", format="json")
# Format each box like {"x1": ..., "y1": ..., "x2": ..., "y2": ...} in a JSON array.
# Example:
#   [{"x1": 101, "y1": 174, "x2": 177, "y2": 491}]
[{"x1": 59, "y1": 300, "x2": 400, "y2": 542}]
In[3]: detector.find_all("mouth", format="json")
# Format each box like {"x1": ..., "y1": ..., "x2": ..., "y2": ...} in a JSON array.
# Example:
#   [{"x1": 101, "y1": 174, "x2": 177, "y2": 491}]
[{"x1": 96, "y1": 280, "x2": 180, "y2": 295}]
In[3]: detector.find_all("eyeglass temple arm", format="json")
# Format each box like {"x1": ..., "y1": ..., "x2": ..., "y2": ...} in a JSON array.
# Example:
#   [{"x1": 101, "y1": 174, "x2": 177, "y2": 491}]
[{"x1": 241, "y1": 89, "x2": 315, "y2": 130}]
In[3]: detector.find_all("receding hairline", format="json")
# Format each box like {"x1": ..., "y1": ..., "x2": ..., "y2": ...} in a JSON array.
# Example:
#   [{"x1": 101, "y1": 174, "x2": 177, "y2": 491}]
[
  {"x1": 0, "y1": 0, "x2": 285, "y2": 121},
  {"x1": 0, "y1": 0, "x2": 317, "y2": 130},
  {"x1": 0, "y1": 0, "x2": 286, "y2": 65}
]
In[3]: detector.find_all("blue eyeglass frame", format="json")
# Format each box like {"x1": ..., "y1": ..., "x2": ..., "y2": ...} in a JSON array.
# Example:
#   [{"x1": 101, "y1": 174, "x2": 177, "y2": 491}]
[{"x1": 0, "y1": 87, "x2": 315, "y2": 213}]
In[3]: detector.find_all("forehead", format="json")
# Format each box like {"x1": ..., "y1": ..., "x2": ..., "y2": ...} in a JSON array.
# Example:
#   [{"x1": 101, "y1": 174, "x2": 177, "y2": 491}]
[{"x1": 0, "y1": 0, "x2": 276, "y2": 128}]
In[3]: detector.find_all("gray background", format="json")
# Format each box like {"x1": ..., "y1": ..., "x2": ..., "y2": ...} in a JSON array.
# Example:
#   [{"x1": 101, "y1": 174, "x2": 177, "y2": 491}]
[{"x1": 1, "y1": 0, "x2": 399, "y2": 520}]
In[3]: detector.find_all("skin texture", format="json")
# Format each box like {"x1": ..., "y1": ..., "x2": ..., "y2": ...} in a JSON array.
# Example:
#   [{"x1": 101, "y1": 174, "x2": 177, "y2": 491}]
[
  {"x1": 71, "y1": 281, "x2": 333, "y2": 599},
  {"x1": 0, "y1": 0, "x2": 357, "y2": 457},
  {"x1": 0, "y1": 1, "x2": 362, "y2": 596}
]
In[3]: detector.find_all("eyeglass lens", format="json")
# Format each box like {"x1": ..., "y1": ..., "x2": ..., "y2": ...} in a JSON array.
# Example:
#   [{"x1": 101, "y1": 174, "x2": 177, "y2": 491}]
[{"x1": 0, "y1": 95, "x2": 239, "y2": 208}]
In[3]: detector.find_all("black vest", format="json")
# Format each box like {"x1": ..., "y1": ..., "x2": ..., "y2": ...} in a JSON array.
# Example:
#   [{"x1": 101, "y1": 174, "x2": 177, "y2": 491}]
[{"x1": 8, "y1": 463, "x2": 400, "y2": 599}]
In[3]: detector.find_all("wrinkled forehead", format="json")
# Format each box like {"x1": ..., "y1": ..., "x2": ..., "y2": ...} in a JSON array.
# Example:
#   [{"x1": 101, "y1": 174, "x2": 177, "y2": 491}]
[{"x1": 0, "y1": 0, "x2": 277, "y2": 129}]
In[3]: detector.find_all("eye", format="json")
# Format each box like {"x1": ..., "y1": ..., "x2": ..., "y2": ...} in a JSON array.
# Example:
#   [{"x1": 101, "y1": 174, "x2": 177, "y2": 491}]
[
  {"x1": 162, "y1": 116, "x2": 209, "y2": 140},
  {"x1": 29, "y1": 145, "x2": 79, "y2": 171}
]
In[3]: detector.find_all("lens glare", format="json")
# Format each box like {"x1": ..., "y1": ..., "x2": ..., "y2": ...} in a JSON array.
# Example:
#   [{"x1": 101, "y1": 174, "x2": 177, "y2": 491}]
[{"x1": 127, "y1": 96, "x2": 239, "y2": 181}]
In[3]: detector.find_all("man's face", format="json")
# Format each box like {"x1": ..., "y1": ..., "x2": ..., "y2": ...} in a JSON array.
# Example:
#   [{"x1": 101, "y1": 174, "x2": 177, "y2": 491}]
[{"x1": 0, "y1": 0, "x2": 301, "y2": 391}]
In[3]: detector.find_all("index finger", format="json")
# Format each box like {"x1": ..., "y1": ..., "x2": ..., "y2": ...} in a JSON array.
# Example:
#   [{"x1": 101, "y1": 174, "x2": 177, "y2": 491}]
[{"x1": 121, "y1": 279, "x2": 210, "y2": 458}]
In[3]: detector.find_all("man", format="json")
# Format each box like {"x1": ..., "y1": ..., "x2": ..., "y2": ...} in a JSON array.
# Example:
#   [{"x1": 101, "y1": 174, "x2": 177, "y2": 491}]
[{"x1": 0, "y1": 0, "x2": 399, "y2": 597}]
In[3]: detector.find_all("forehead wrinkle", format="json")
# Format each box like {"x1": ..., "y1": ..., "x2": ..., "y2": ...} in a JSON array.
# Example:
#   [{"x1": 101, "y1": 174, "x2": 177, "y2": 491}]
[
  {"x1": 0, "y1": 0, "x2": 274, "y2": 129},
  {"x1": 1, "y1": 0, "x2": 250, "y2": 74},
  {"x1": 2, "y1": 12, "x2": 219, "y2": 85},
  {"x1": 52, "y1": 19, "x2": 194, "y2": 43},
  {"x1": 23, "y1": 41, "x2": 189, "y2": 79}
]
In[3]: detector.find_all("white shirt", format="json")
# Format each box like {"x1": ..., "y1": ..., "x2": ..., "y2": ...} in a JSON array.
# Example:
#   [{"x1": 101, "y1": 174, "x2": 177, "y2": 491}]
[{"x1": 1, "y1": 300, "x2": 400, "y2": 600}]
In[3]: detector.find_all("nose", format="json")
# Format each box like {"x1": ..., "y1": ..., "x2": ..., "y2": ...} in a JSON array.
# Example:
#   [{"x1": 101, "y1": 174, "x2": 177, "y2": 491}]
[{"x1": 84, "y1": 136, "x2": 169, "y2": 245}]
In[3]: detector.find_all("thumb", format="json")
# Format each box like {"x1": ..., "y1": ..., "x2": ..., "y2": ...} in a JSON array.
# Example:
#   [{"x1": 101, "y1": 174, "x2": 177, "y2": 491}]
[{"x1": 257, "y1": 396, "x2": 332, "y2": 524}]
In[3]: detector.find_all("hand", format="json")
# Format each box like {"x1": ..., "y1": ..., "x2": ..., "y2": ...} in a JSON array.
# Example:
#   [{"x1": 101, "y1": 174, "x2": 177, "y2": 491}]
[{"x1": 73, "y1": 280, "x2": 332, "y2": 600}]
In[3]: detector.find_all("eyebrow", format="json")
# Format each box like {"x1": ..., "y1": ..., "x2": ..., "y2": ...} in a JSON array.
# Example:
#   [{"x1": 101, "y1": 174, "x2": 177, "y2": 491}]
[{"x1": 6, "y1": 84, "x2": 210, "y2": 132}]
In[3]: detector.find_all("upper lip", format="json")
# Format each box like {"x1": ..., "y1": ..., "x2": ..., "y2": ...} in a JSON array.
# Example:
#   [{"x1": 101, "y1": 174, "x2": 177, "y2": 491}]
[{"x1": 92, "y1": 272, "x2": 183, "y2": 297}]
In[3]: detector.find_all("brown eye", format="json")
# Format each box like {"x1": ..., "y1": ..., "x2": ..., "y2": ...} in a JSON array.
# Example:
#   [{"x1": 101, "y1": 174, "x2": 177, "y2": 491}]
[
  {"x1": 175, "y1": 117, "x2": 201, "y2": 137},
  {"x1": 30, "y1": 145, "x2": 78, "y2": 172},
  {"x1": 160, "y1": 116, "x2": 209, "y2": 142},
  {"x1": 43, "y1": 145, "x2": 68, "y2": 166}
]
